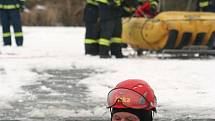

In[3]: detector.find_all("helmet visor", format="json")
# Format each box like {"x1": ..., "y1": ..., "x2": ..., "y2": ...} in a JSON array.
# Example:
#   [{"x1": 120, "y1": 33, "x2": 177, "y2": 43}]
[{"x1": 107, "y1": 88, "x2": 149, "y2": 109}]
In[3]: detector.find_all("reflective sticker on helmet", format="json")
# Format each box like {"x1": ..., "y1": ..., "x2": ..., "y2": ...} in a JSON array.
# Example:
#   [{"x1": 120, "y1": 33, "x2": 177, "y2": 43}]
[{"x1": 116, "y1": 97, "x2": 131, "y2": 103}]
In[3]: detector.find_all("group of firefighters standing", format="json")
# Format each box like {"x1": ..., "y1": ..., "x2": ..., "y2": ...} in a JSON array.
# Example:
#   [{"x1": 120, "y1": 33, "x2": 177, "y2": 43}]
[{"x1": 83, "y1": 0, "x2": 159, "y2": 58}]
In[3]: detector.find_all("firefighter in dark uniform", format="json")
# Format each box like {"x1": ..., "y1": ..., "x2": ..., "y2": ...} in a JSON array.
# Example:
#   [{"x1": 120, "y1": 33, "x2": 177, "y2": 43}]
[
  {"x1": 96, "y1": 0, "x2": 125, "y2": 58},
  {"x1": 0, "y1": 0, "x2": 25, "y2": 46},
  {"x1": 84, "y1": 0, "x2": 100, "y2": 55},
  {"x1": 120, "y1": 0, "x2": 140, "y2": 49},
  {"x1": 197, "y1": 0, "x2": 215, "y2": 12}
]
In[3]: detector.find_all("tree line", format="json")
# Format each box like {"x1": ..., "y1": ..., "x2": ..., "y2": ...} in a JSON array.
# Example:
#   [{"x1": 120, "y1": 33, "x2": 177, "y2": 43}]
[{"x1": 22, "y1": 0, "x2": 198, "y2": 26}]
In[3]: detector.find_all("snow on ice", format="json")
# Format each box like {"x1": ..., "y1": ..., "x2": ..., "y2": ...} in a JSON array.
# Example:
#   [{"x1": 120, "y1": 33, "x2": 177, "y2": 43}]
[{"x1": 0, "y1": 27, "x2": 214, "y2": 120}]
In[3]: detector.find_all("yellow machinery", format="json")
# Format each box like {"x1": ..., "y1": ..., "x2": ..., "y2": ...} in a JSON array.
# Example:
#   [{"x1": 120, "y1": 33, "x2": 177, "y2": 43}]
[{"x1": 122, "y1": 11, "x2": 215, "y2": 51}]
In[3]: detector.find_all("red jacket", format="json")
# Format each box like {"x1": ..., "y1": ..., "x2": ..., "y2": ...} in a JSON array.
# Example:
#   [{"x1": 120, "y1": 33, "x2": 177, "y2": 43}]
[{"x1": 135, "y1": 1, "x2": 158, "y2": 18}]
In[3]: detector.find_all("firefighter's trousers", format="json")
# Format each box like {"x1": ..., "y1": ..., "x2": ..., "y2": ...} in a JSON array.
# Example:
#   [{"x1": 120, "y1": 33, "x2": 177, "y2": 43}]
[
  {"x1": 0, "y1": 9, "x2": 23, "y2": 46},
  {"x1": 84, "y1": 4, "x2": 99, "y2": 55}
]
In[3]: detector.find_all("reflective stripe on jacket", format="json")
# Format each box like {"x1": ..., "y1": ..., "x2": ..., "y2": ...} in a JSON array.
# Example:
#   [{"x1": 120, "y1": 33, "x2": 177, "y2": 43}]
[
  {"x1": 150, "y1": 0, "x2": 158, "y2": 7},
  {"x1": 96, "y1": 0, "x2": 122, "y2": 6},
  {"x1": 87, "y1": 0, "x2": 98, "y2": 6},
  {"x1": 199, "y1": 0, "x2": 210, "y2": 8},
  {"x1": 198, "y1": 0, "x2": 215, "y2": 12},
  {"x1": 0, "y1": 0, "x2": 25, "y2": 9}
]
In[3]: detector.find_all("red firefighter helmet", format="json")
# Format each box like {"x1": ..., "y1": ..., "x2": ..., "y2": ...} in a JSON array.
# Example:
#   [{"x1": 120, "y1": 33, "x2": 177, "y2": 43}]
[{"x1": 107, "y1": 79, "x2": 157, "y2": 111}]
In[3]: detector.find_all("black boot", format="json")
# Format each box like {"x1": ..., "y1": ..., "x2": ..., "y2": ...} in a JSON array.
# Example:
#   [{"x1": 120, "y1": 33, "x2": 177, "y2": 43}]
[
  {"x1": 121, "y1": 43, "x2": 128, "y2": 48},
  {"x1": 137, "y1": 49, "x2": 144, "y2": 56},
  {"x1": 16, "y1": 40, "x2": 23, "y2": 47},
  {"x1": 111, "y1": 43, "x2": 126, "y2": 58},
  {"x1": 99, "y1": 45, "x2": 111, "y2": 58},
  {"x1": 85, "y1": 43, "x2": 99, "y2": 56},
  {"x1": 3, "y1": 40, "x2": 12, "y2": 46}
]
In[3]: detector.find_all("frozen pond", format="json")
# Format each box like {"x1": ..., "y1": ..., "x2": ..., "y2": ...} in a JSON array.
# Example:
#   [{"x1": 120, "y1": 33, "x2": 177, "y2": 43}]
[
  {"x1": 0, "y1": 27, "x2": 214, "y2": 121},
  {"x1": 0, "y1": 67, "x2": 214, "y2": 121}
]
